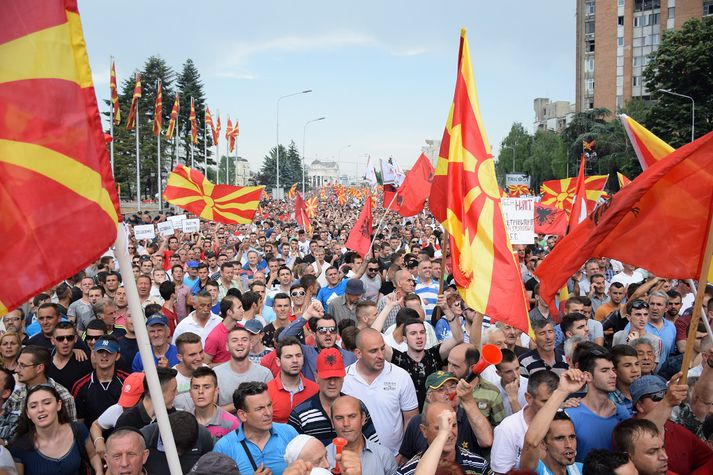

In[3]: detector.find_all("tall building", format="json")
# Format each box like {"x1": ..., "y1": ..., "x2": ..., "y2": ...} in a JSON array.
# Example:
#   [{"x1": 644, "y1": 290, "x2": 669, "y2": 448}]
[
  {"x1": 533, "y1": 98, "x2": 575, "y2": 132},
  {"x1": 575, "y1": 0, "x2": 710, "y2": 113}
]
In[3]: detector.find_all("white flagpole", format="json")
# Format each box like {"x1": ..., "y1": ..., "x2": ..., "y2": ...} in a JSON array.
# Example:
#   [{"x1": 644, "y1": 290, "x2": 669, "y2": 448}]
[
  {"x1": 109, "y1": 56, "x2": 115, "y2": 177},
  {"x1": 135, "y1": 76, "x2": 141, "y2": 213},
  {"x1": 157, "y1": 80, "x2": 162, "y2": 212},
  {"x1": 114, "y1": 225, "x2": 182, "y2": 475},
  {"x1": 203, "y1": 110, "x2": 208, "y2": 175}
]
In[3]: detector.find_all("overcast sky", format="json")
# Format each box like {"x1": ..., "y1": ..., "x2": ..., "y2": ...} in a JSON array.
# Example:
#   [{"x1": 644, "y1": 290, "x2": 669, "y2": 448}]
[{"x1": 79, "y1": 0, "x2": 576, "y2": 177}]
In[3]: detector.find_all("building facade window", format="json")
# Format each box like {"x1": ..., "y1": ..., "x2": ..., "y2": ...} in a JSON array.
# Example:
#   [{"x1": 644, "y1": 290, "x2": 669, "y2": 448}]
[
  {"x1": 618, "y1": 36, "x2": 624, "y2": 46},
  {"x1": 668, "y1": 7, "x2": 675, "y2": 17},
  {"x1": 633, "y1": 76, "x2": 642, "y2": 86},
  {"x1": 618, "y1": 15, "x2": 624, "y2": 26},
  {"x1": 585, "y1": 1, "x2": 595, "y2": 15},
  {"x1": 705, "y1": 1, "x2": 713, "y2": 16},
  {"x1": 585, "y1": 21, "x2": 595, "y2": 34}
]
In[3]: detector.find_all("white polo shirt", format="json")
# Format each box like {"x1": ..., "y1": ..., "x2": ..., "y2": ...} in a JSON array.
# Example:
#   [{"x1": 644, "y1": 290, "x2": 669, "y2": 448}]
[
  {"x1": 342, "y1": 361, "x2": 418, "y2": 455},
  {"x1": 490, "y1": 408, "x2": 529, "y2": 474},
  {"x1": 172, "y1": 311, "x2": 223, "y2": 345}
]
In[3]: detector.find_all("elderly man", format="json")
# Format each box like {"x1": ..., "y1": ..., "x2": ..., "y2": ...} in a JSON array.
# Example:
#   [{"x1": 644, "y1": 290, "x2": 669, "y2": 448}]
[
  {"x1": 104, "y1": 428, "x2": 150, "y2": 475},
  {"x1": 284, "y1": 434, "x2": 330, "y2": 470},
  {"x1": 172, "y1": 291, "x2": 222, "y2": 345},
  {"x1": 327, "y1": 396, "x2": 398, "y2": 475},
  {"x1": 377, "y1": 270, "x2": 417, "y2": 329}
]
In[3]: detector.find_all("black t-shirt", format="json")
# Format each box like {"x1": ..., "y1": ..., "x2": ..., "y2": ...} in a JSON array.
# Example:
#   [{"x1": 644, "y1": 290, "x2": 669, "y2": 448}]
[
  {"x1": 399, "y1": 408, "x2": 482, "y2": 459},
  {"x1": 141, "y1": 423, "x2": 214, "y2": 475},
  {"x1": 391, "y1": 346, "x2": 444, "y2": 411},
  {"x1": 47, "y1": 354, "x2": 93, "y2": 394},
  {"x1": 379, "y1": 281, "x2": 395, "y2": 296},
  {"x1": 73, "y1": 370, "x2": 129, "y2": 428},
  {"x1": 117, "y1": 335, "x2": 139, "y2": 367}
]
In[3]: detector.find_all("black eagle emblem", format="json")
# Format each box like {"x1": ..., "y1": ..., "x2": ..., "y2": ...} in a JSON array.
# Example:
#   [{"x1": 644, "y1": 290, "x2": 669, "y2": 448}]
[{"x1": 535, "y1": 206, "x2": 556, "y2": 226}]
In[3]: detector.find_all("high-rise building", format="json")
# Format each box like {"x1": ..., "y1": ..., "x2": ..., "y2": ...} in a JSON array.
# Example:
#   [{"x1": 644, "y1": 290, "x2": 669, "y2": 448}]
[{"x1": 575, "y1": 0, "x2": 710, "y2": 113}]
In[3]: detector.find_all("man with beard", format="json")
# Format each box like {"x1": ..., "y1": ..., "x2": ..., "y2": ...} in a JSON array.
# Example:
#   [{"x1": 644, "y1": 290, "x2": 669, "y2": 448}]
[
  {"x1": 47, "y1": 322, "x2": 92, "y2": 393},
  {"x1": 172, "y1": 332, "x2": 207, "y2": 412},
  {"x1": 267, "y1": 337, "x2": 319, "y2": 423},
  {"x1": 519, "y1": 369, "x2": 586, "y2": 474}
]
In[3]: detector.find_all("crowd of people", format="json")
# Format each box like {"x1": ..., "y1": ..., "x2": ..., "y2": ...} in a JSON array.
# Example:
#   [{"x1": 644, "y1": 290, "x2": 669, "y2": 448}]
[{"x1": 0, "y1": 196, "x2": 712, "y2": 475}]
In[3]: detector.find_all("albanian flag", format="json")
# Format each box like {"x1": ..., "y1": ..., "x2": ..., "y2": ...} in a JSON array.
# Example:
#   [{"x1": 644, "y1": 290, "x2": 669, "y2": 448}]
[
  {"x1": 395, "y1": 153, "x2": 435, "y2": 217},
  {"x1": 163, "y1": 165, "x2": 263, "y2": 224},
  {"x1": 0, "y1": 0, "x2": 121, "y2": 315},
  {"x1": 534, "y1": 203, "x2": 567, "y2": 236},
  {"x1": 428, "y1": 29, "x2": 529, "y2": 333},
  {"x1": 346, "y1": 193, "x2": 372, "y2": 257}
]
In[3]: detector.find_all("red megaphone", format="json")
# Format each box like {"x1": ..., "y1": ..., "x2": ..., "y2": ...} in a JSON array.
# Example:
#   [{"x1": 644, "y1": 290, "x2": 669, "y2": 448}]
[{"x1": 465, "y1": 344, "x2": 503, "y2": 382}]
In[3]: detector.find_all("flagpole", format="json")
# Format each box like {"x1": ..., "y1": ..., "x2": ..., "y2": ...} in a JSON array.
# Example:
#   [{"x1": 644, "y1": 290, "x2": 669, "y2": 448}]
[
  {"x1": 136, "y1": 84, "x2": 141, "y2": 213},
  {"x1": 367, "y1": 193, "x2": 398, "y2": 255},
  {"x1": 114, "y1": 225, "x2": 183, "y2": 475},
  {"x1": 191, "y1": 142, "x2": 194, "y2": 168},
  {"x1": 680, "y1": 198, "x2": 713, "y2": 381},
  {"x1": 109, "y1": 56, "x2": 115, "y2": 178},
  {"x1": 157, "y1": 79, "x2": 162, "y2": 212},
  {"x1": 203, "y1": 110, "x2": 207, "y2": 175}
]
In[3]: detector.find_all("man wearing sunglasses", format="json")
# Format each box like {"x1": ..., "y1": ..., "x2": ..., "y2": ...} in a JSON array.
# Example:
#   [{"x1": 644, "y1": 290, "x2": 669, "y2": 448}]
[
  {"x1": 360, "y1": 259, "x2": 382, "y2": 303},
  {"x1": 628, "y1": 375, "x2": 713, "y2": 474},
  {"x1": 47, "y1": 321, "x2": 92, "y2": 394}
]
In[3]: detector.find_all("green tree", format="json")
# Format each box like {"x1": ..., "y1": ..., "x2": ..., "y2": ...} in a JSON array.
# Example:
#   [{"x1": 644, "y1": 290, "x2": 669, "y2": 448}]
[
  {"x1": 495, "y1": 123, "x2": 532, "y2": 184},
  {"x1": 176, "y1": 59, "x2": 210, "y2": 172},
  {"x1": 527, "y1": 130, "x2": 566, "y2": 191},
  {"x1": 644, "y1": 17, "x2": 713, "y2": 147},
  {"x1": 255, "y1": 144, "x2": 288, "y2": 188}
]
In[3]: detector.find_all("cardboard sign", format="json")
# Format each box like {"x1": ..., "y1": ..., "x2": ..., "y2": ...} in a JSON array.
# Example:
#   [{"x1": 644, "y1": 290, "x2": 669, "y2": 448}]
[
  {"x1": 501, "y1": 197, "x2": 535, "y2": 244},
  {"x1": 182, "y1": 218, "x2": 200, "y2": 233},
  {"x1": 156, "y1": 220, "x2": 175, "y2": 237},
  {"x1": 133, "y1": 224, "x2": 156, "y2": 240},
  {"x1": 166, "y1": 214, "x2": 186, "y2": 227}
]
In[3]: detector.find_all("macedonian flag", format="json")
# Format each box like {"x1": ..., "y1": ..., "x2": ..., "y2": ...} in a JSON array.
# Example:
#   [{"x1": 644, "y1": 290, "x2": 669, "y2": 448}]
[
  {"x1": 428, "y1": 29, "x2": 529, "y2": 332},
  {"x1": 163, "y1": 165, "x2": 263, "y2": 224},
  {"x1": 540, "y1": 174, "x2": 608, "y2": 214},
  {"x1": 0, "y1": 0, "x2": 120, "y2": 315},
  {"x1": 305, "y1": 196, "x2": 318, "y2": 218},
  {"x1": 620, "y1": 114, "x2": 675, "y2": 170}
]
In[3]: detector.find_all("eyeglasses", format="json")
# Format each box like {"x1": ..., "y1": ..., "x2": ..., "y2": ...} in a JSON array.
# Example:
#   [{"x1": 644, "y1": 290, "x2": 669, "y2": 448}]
[
  {"x1": 367, "y1": 267, "x2": 379, "y2": 272},
  {"x1": 291, "y1": 290, "x2": 306, "y2": 297},
  {"x1": 53, "y1": 335, "x2": 76, "y2": 343},
  {"x1": 85, "y1": 335, "x2": 103, "y2": 341},
  {"x1": 644, "y1": 390, "x2": 666, "y2": 402},
  {"x1": 317, "y1": 326, "x2": 338, "y2": 335},
  {"x1": 17, "y1": 361, "x2": 40, "y2": 370}
]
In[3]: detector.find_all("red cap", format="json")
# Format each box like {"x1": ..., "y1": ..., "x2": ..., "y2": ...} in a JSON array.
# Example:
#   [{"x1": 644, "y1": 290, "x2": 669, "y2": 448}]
[
  {"x1": 316, "y1": 348, "x2": 346, "y2": 379},
  {"x1": 118, "y1": 372, "x2": 145, "y2": 408}
]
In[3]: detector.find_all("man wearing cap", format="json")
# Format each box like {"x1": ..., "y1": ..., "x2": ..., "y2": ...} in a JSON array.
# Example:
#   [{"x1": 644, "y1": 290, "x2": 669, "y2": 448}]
[
  {"x1": 189, "y1": 452, "x2": 241, "y2": 475},
  {"x1": 629, "y1": 374, "x2": 713, "y2": 474},
  {"x1": 115, "y1": 367, "x2": 178, "y2": 430},
  {"x1": 173, "y1": 291, "x2": 223, "y2": 346},
  {"x1": 328, "y1": 278, "x2": 365, "y2": 324},
  {"x1": 184, "y1": 260, "x2": 201, "y2": 290},
  {"x1": 247, "y1": 319, "x2": 272, "y2": 364},
  {"x1": 132, "y1": 315, "x2": 180, "y2": 372},
  {"x1": 91, "y1": 372, "x2": 145, "y2": 458},
  {"x1": 288, "y1": 348, "x2": 379, "y2": 446},
  {"x1": 72, "y1": 335, "x2": 130, "y2": 428},
  {"x1": 267, "y1": 337, "x2": 319, "y2": 423}
]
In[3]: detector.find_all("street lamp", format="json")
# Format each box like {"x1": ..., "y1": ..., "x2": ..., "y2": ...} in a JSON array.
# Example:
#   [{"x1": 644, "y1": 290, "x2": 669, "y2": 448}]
[
  {"x1": 658, "y1": 89, "x2": 695, "y2": 142},
  {"x1": 276, "y1": 90, "x2": 312, "y2": 193},
  {"x1": 302, "y1": 117, "x2": 326, "y2": 193}
]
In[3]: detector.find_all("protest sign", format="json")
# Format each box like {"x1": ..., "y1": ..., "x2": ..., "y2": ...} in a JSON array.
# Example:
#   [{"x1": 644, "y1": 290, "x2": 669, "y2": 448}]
[
  {"x1": 501, "y1": 197, "x2": 535, "y2": 244},
  {"x1": 133, "y1": 224, "x2": 156, "y2": 241},
  {"x1": 157, "y1": 221, "x2": 175, "y2": 237},
  {"x1": 182, "y1": 218, "x2": 200, "y2": 233}
]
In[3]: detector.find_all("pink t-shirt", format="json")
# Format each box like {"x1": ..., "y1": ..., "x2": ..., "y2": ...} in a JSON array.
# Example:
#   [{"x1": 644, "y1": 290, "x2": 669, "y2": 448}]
[{"x1": 204, "y1": 323, "x2": 230, "y2": 364}]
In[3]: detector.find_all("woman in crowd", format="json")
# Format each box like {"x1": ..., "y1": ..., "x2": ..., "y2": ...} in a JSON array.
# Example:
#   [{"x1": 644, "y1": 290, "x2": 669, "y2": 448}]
[
  {"x1": 0, "y1": 333, "x2": 22, "y2": 374},
  {"x1": 9, "y1": 385, "x2": 104, "y2": 475}
]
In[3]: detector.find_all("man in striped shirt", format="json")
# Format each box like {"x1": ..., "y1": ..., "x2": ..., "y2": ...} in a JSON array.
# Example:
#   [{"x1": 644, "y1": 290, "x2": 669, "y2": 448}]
[{"x1": 415, "y1": 260, "x2": 439, "y2": 323}]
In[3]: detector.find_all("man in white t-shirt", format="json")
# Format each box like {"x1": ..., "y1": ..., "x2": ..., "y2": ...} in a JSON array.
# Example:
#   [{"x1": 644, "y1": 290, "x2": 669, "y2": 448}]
[
  {"x1": 342, "y1": 328, "x2": 418, "y2": 455},
  {"x1": 611, "y1": 263, "x2": 645, "y2": 288},
  {"x1": 172, "y1": 291, "x2": 222, "y2": 345},
  {"x1": 490, "y1": 370, "x2": 559, "y2": 474}
]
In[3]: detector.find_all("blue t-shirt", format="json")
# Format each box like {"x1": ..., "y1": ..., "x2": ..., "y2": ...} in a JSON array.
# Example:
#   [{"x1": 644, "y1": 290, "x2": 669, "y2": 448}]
[
  {"x1": 566, "y1": 402, "x2": 630, "y2": 462},
  {"x1": 214, "y1": 423, "x2": 298, "y2": 475},
  {"x1": 132, "y1": 344, "x2": 180, "y2": 371},
  {"x1": 317, "y1": 279, "x2": 347, "y2": 309},
  {"x1": 536, "y1": 460, "x2": 583, "y2": 475},
  {"x1": 10, "y1": 422, "x2": 88, "y2": 475}
]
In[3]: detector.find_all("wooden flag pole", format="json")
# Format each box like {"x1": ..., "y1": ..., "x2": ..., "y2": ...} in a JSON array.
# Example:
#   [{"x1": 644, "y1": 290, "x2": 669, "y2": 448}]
[
  {"x1": 680, "y1": 198, "x2": 713, "y2": 382},
  {"x1": 366, "y1": 192, "x2": 398, "y2": 256},
  {"x1": 431, "y1": 229, "x2": 449, "y2": 324}
]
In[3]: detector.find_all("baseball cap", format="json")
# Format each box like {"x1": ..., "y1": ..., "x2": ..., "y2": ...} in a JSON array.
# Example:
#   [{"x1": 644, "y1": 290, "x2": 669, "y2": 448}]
[
  {"x1": 146, "y1": 315, "x2": 168, "y2": 327},
  {"x1": 94, "y1": 337, "x2": 120, "y2": 354},
  {"x1": 118, "y1": 372, "x2": 145, "y2": 408},
  {"x1": 345, "y1": 278, "x2": 365, "y2": 295},
  {"x1": 189, "y1": 452, "x2": 240, "y2": 475},
  {"x1": 316, "y1": 348, "x2": 346, "y2": 379},
  {"x1": 426, "y1": 371, "x2": 458, "y2": 390},
  {"x1": 630, "y1": 375, "x2": 668, "y2": 405},
  {"x1": 244, "y1": 319, "x2": 264, "y2": 334},
  {"x1": 187, "y1": 260, "x2": 200, "y2": 268}
]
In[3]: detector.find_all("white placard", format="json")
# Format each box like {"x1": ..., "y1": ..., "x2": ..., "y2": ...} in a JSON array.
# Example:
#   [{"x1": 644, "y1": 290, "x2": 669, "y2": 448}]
[
  {"x1": 182, "y1": 218, "x2": 200, "y2": 233},
  {"x1": 133, "y1": 224, "x2": 156, "y2": 240},
  {"x1": 157, "y1": 221, "x2": 175, "y2": 237},
  {"x1": 166, "y1": 214, "x2": 186, "y2": 226},
  {"x1": 501, "y1": 197, "x2": 535, "y2": 244}
]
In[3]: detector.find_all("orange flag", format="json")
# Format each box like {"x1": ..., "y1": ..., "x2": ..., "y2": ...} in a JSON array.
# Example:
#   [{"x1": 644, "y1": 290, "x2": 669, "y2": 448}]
[
  {"x1": 428, "y1": 29, "x2": 529, "y2": 332},
  {"x1": 507, "y1": 184, "x2": 530, "y2": 197},
  {"x1": 165, "y1": 94, "x2": 179, "y2": 139},
  {"x1": 125, "y1": 72, "x2": 141, "y2": 130},
  {"x1": 346, "y1": 193, "x2": 373, "y2": 256},
  {"x1": 189, "y1": 97, "x2": 198, "y2": 144},
  {"x1": 536, "y1": 132, "x2": 713, "y2": 307},
  {"x1": 215, "y1": 114, "x2": 221, "y2": 145},
  {"x1": 110, "y1": 59, "x2": 120, "y2": 125},
  {"x1": 395, "y1": 153, "x2": 434, "y2": 217},
  {"x1": 287, "y1": 183, "x2": 298, "y2": 200},
  {"x1": 226, "y1": 116, "x2": 234, "y2": 153},
  {"x1": 617, "y1": 172, "x2": 632, "y2": 188},
  {"x1": 620, "y1": 114, "x2": 675, "y2": 170},
  {"x1": 0, "y1": 0, "x2": 120, "y2": 315},
  {"x1": 295, "y1": 192, "x2": 312, "y2": 234},
  {"x1": 163, "y1": 165, "x2": 263, "y2": 224},
  {"x1": 152, "y1": 79, "x2": 162, "y2": 136},
  {"x1": 205, "y1": 107, "x2": 216, "y2": 145}
]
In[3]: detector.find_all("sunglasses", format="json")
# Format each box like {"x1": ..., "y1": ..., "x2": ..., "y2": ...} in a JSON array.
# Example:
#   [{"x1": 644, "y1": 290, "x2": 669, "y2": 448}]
[
  {"x1": 291, "y1": 290, "x2": 306, "y2": 297},
  {"x1": 317, "y1": 326, "x2": 337, "y2": 335},
  {"x1": 53, "y1": 335, "x2": 76, "y2": 342},
  {"x1": 644, "y1": 390, "x2": 665, "y2": 402},
  {"x1": 85, "y1": 335, "x2": 103, "y2": 341},
  {"x1": 367, "y1": 267, "x2": 379, "y2": 272},
  {"x1": 630, "y1": 300, "x2": 649, "y2": 310}
]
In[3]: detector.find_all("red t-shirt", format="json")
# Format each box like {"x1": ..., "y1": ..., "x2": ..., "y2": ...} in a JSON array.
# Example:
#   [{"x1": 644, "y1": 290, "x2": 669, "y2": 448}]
[
  {"x1": 266, "y1": 375, "x2": 319, "y2": 423},
  {"x1": 260, "y1": 350, "x2": 280, "y2": 379},
  {"x1": 204, "y1": 323, "x2": 231, "y2": 365},
  {"x1": 664, "y1": 419, "x2": 713, "y2": 475}
]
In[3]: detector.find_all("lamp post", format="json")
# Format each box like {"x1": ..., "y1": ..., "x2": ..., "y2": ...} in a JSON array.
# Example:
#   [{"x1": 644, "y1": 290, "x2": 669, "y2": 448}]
[
  {"x1": 302, "y1": 117, "x2": 326, "y2": 193},
  {"x1": 276, "y1": 90, "x2": 312, "y2": 195},
  {"x1": 659, "y1": 89, "x2": 695, "y2": 142}
]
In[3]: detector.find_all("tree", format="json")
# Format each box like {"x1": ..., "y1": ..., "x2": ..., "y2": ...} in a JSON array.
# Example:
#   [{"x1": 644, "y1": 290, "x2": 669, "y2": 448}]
[
  {"x1": 644, "y1": 17, "x2": 713, "y2": 147},
  {"x1": 527, "y1": 130, "x2": 566, "y2": 191},
  {"x1": 255, "y1": 144, "x2": 288, "y2": 188},
  {"x1": 176, "y1": 59, "x2": 210, "y2": 172},
  {"x1": 494, "y1": 123, "x2": 532, "y2": 184}
]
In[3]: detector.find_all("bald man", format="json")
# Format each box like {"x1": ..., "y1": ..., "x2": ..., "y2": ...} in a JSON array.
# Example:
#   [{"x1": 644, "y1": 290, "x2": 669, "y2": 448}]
[
  {"x1": 396, "y1": 402, "x2": 490, "y2": 475},
  {"x1": 327, "y1": 396, "x2": 398, "y2": 475},
  {"x1": 342, "y1": 329, "x2": 418, "y2": 454},
  {"x1": 377, "y1": 270, "x2": 418, "y2": 329}
]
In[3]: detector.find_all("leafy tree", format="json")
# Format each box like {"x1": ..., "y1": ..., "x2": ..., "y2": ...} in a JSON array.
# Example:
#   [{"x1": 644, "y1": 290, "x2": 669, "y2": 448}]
[
  {"x1": 644, "y1": 17, "x2": 713, "y2": 147},
  {"x1": 255, "y1": 144, "x2": 289, "y2": 188},
  {"x1": 495, "y1": 123, "x2": 532, "y2": 184},
  {"x1": 527, "y1": 130, "x2": 566, "y2": 191}
]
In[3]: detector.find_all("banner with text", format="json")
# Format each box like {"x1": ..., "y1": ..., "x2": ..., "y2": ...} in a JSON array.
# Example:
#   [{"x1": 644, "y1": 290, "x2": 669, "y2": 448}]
[{"x1": 501, "y1": 197, "x2": 535, "y2": 244}]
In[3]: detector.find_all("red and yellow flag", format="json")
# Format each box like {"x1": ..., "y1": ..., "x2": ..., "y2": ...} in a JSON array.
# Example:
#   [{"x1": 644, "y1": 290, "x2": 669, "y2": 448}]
[
  {"x1": 189, "y1": 97, "x2": 197, "y2": 144},
  {"x1": 152, "y1": 79, "x2": 162, "y2": 137},
  {"x1": 110, "y1": 59, "x2": 120, "y2": 125},
  {"x1": 540, "y1": 174, "x2": 607, "y2": 214},
  {"x1": 215, "y1": 113, "x2": 221, "y2": 145},
  {"x1": 163, "y1": 165, "x2": 263, "y2": 224},
  {"x1": 305, "y1": 196, "x2": 318, "y2": 218},
  {"x1": 205, "y1": 107, "x2": 218, "y2": 145},
  {"x1": 0, "y1": 0, "x2": 120, "y2": 315},
  {"x1": 617, "y1": 172, "x2": 632, "y2": 188},
  {"x1": 125, "y1": 72, "x2": 141, "y2": 130},
  {"x1": 506, "y1": 184, "x2": 530, "y2": 197},
  {"x1": 232, "y1": 120, "x2": 240, "y2": 138},
  {"x1": 226, "y1": 116, "x2": 235, "y2": 153},
  {"x1": 428, "y1": 29, "x2": 529, "y2": 332},
  {"x1": 287, "y1": 183, "x2": 298, "y2": 200},
  {"x1": 165, "y1": 93, "x2": 179, "y2": 139},
  {"x1": 620, "y1": 114, "x2": 675, "y2": 170}
]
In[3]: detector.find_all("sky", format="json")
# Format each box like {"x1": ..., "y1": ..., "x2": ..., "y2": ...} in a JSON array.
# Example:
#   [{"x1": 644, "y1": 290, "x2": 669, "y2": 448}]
[{"x1": 79, "y1": 0, "x2": 576, "y2": 178}]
